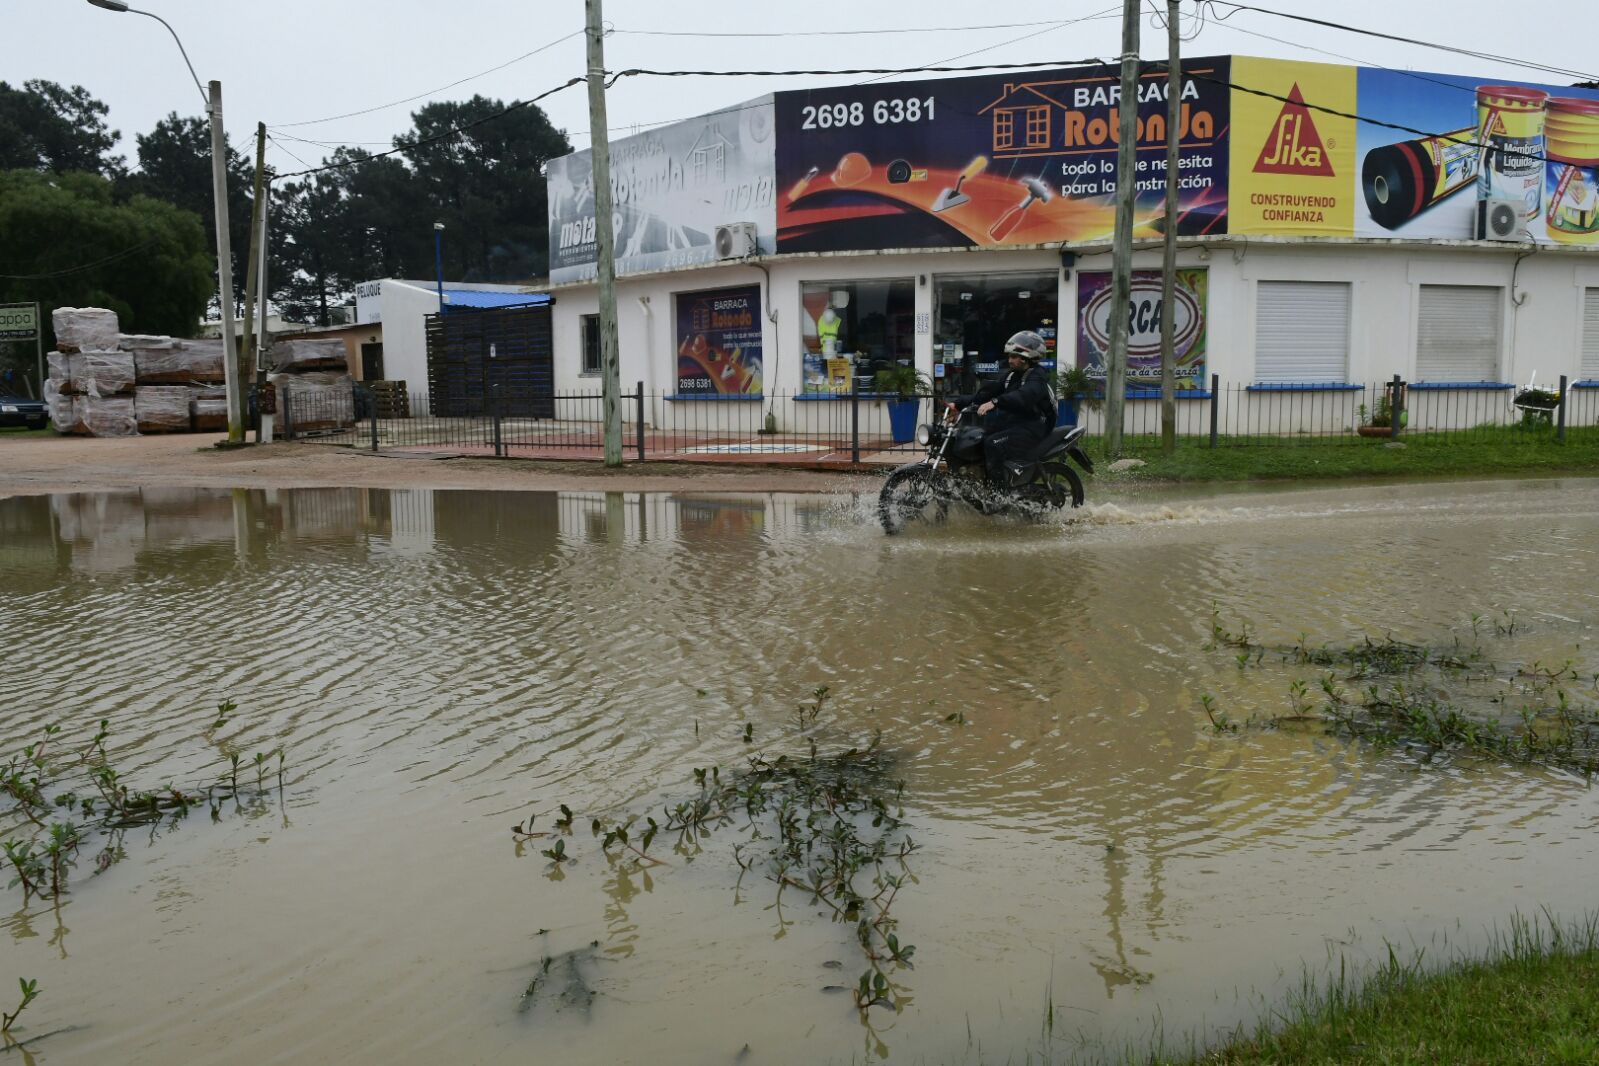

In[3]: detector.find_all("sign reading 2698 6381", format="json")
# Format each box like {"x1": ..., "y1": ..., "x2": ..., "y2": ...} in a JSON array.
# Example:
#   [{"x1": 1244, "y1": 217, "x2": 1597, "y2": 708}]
[{"x1": 799, "y1": 96, "x2": 937, "y2": 130}]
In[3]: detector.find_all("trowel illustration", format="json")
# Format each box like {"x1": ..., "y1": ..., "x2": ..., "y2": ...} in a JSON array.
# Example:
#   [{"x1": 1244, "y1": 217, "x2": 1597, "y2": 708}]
[
  {"x1": 987, "y1": 175, "x2": 1053, "y2": 240},
  {"x1": 933, "y1": 156, "x2": 988, "y2": 212}
]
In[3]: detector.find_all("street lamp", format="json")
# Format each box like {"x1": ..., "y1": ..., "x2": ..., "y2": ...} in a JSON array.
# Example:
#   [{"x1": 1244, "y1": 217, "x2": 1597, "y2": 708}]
[
  {"x1": 433, "y1": 222, "x2": 446, "y2": 314},
  {"x1": 85, "y1": 0, "x2": 244, "y2": 444}
]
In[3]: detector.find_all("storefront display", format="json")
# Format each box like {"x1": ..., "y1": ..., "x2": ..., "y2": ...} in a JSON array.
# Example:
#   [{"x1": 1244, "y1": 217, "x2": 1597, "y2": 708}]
[
  {"x1": 933, "y1": 271, "x2": 1059, "y2": 399},
  {"x1": 675, "y1": 285, "x2": 764, "y2": 396},
  {"x1": 800, "y1": 279, "x2": 915, "y2": 393}
]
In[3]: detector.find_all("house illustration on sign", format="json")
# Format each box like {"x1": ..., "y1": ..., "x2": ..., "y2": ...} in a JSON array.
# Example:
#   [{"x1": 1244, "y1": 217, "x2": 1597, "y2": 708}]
[
  {"x1": 979, "y1": 84, "x2": 1063, "y2": 153},
  {"x1": 686, "y1": 124, "x2": 733, "y2": 185}
]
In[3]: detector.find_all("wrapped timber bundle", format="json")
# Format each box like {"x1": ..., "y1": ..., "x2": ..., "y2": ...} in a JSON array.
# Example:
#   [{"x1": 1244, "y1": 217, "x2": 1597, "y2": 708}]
[
  {"x1": 191, "y1": 385, "x2": 228, "y2": 431},
  {"x1": 134, "y1": 386, "x2": 193, "y2": 433},
  {"x1": 44, "y1": 379, "x2": 85, "y2": 434},
  {"x1": 270, "y1": 371, "x2": 354, "y2": 432},
  {"x1": 269, "y1": 337, "x2": 348, "y2": 373},
  {"x1": 50, "y1": 307, "x2": 120, "y2": 353},
  {"x1": 130, "y1": 336, "x2": 226, "y2": 384},
  {"x1": 80, "y1": 395, "x2": 137, "y2": 437},
  {"x1": 67, "y1": 351, "x2": 137, "y2": 396}
]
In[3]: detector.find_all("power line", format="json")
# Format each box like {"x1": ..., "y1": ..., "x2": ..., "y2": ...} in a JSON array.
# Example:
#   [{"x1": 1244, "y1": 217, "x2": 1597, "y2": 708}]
[
  {"x1": 1203, "y1": 1, "x2": 1599, "y2": 84},
  {"x1": 856, "y1": 8, "x2": 1121, "y2": 86},
  {"x1": 0, "y1": 236, "x2": 168, "y2": 280},
  {"x1": 604, "y1": 57, "x2": 1110, "y2": 86},
  {"x1": 269, "y1": 28, "x2": 585, "y2": 128},
  {"x1": 614, "y1": 17, "x2": 1116, "y2": 38}
]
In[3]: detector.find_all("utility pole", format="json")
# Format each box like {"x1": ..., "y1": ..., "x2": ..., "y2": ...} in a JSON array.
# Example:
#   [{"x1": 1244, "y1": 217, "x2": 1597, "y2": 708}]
[
  {"x1": 586, "y1": 0, "x2": 623, "y2": 466},
  {"x1": 208, "y1": 80, "x2": 244, "y2": 444},
  {"x1": 1159, "y1": 0, "x2": 1180, "y2": 454},
  {"x1": 1105, "y1": 0, "x2": 1140, "y2": 458},
  {"x1": 240, "y1": 121, "x2": 267, "y2": 426}
]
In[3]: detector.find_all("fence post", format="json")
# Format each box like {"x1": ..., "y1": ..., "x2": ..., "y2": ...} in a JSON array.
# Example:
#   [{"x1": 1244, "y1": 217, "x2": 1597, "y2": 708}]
[
  {"x1": 635, "y1": 380, "x2": 646, "y2": 461},
  {"x1": 1209, "y1": 372, "x2": 1219, "y2": 449},
  {"x1": 281, "y1": 384, "x2": 294, "y2": 440},
  {"x1": 367, "y1": 387, "x2": 379, "y2": 452},
  {"x1": 851, "y1": 373, "x2": 861, "y2": 465},
  {"x1": 1558, "y1": 374, "x2": 1568, "y2": 443},
  {"x1": 491, "y1": 383, "x2": 503, "y2": 458},
  {"x1": 1390, "y1": 374, "x2": 1403, "y2": 439}
]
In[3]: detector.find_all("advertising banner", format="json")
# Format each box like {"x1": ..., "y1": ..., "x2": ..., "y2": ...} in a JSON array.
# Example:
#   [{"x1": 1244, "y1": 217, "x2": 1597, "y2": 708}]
[
  {"x1": 774, "y1": 58, "x2": 1231, "y2": 254},
  {"x1": 547, "y1": 96, "x2": 777, "y2": 284},
  {"x1": 1229, "y1": 56, "x2": 1358, "y2": 237},
  {"x1": 675, "y1": 285, "x2": 764, "y2": 396},
  {"x1": 1075, "y1": 269, "x2": 1208, "y2": 388},
  {"x1": 0, "y1": 303, "x2": 40, "y2": 340}
]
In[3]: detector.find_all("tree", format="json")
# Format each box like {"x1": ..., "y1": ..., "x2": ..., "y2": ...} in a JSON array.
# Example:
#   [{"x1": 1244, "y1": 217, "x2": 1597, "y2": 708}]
[
  {"x1": 0, "y1": 170, "x2": 213, "y2": 348},
  {"x1": 0, "y1": 80, "x2": 123, "y2": 177},
  {"x1": 123, "y1": 112, "x2": 253, "y2": 312}
]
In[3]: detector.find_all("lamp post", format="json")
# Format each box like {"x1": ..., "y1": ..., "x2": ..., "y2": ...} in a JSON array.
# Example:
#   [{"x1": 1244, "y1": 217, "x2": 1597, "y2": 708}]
[
  {"x1": 433, "y1": 222, "x2": 446, "y2": 314},
  {"x1": 85, "y1": 0, "x2": 243, "y2": 444}
]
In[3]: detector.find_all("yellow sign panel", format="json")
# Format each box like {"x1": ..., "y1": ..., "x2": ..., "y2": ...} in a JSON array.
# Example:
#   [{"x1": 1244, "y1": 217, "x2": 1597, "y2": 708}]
[{"x1": 1229, "y1": 57, "x2": 1357, "y2": 237}]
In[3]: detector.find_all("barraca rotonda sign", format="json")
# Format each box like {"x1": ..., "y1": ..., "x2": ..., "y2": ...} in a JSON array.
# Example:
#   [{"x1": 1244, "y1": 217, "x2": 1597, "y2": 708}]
[{"x1": 546, "y1": 96, "x2": 777, "y2": 284}]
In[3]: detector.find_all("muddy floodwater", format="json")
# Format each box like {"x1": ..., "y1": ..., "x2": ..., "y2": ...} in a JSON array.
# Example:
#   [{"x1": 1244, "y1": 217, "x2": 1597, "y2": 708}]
[{"x1": 3, "y1": 477, "x2": 1598, "y2": 1064}]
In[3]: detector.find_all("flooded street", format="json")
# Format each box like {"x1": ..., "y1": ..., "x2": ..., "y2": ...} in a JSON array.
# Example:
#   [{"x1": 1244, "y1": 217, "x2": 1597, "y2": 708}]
[{"x1": 3, "y1": 477, "x2": 1598, "y2": 1064}]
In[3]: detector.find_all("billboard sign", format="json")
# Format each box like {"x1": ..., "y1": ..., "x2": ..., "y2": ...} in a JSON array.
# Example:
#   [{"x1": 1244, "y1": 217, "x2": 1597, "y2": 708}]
[
  {"x1": 1075, "y1": 269, "x2": 1208, "y2": 388},
  {"x1": 0, "y1": 303, "x2": 39, "y2": 340},
  {"x1": 546, "y1": 96, "x2": 777, "y2": 284},
  {"x1": 774, "y1": 58, "x2": 1232, "y2": 253},
  {"x1": 1228, "y1": 57, "x2": 1358, "y2": 237},
  {"x1": 674, "y1": 285, "x2": 764, "y2": 396}
]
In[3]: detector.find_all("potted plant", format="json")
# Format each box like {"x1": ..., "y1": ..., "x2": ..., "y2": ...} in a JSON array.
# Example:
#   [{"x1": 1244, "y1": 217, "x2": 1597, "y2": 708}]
[
  {"x1": 1356, "y1": 389, "x2": 1408, "y2": 437},
  {"x1": 1513, "y1": 380, "x2": 1561, "y2": 426},
  {"x1": 872, "y1": 364, "x2": 930, "y2": 443},
  {"x1": 1052, "y1": 365, "x2": 1104, "y2": 427}
]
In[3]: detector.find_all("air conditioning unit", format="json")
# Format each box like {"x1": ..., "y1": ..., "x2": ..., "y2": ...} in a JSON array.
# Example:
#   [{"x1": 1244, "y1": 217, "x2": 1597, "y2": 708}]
[
  {"x1": 715, "y1": 221, "x2": 758, "y2": 259},
  {"x1": 1476, "y1": 198, "x2": 1522, "y2": 241}
]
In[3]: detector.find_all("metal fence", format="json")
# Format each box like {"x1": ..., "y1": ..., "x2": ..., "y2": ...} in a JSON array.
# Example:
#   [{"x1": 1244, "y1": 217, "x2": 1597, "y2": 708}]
[{"x1": 276, "y1": 374, "x2": 1599, "y2": 461}]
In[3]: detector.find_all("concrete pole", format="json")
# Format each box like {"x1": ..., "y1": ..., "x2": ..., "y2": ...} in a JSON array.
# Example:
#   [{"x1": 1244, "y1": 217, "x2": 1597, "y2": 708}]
[
  {"x1": 1160, "y1": 0, "x2": 1180, "y2": 454},
  {"x1": 1105, "y1": 0, "x2": 1140, "y2": 457},
  {"x1": 586, "y1": 0, "x2": 624, "y2": 466},
  {"x1": 208, "y1": 80, "x2": 243, "y2": 444}
]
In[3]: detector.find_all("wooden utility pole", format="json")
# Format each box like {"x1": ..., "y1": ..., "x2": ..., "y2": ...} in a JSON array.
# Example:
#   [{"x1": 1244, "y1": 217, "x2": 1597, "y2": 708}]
[
  {"x1": 240, "y1": 122, "x2": 267, "y2": 414},
  {"x1": 1105, "y1": 0, "x2": 1140, "y2": 458},
  {"x1": 1159, "y1": 0, "x2": 1180, "y2": 454},
  {"x1": 586, "y1": 0, "x2": 624, "y2": 467},
  {"x1": 208, "y1": 80, "x2": 244, "y2": 444}
]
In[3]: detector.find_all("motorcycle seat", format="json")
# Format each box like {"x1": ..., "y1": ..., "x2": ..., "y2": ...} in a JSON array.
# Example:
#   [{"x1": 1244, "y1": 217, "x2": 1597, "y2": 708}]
[{"x1": 1025, "y1": 424, "x2": 1086, "y2": 462}]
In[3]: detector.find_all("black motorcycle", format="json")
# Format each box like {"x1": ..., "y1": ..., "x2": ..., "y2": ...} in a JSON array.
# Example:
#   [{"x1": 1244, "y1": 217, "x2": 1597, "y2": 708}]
[{"x1": 878, "y1": 406, "x2": 1095, "y2": 534}]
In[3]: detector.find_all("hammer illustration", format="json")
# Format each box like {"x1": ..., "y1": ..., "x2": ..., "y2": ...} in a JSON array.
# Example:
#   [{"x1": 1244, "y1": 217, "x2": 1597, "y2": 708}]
[{"x1": 988, "y1": 175, "x2": 1053, "y2": 240}]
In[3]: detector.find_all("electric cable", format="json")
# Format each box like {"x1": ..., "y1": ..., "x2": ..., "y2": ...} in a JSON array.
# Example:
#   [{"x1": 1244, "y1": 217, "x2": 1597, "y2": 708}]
[
  {"x1": 270, "y1": 28, "x2": 585, "y2": 128},
  {"x1": 615, "y1": 17, "x2": 1124, "y2": 38},
  {"x1": 1201, "y1": 1, "x2": 1599, "y2": 84},
  {"x1": 0, "y1": 236, "x2": 169, "y2": 280}
]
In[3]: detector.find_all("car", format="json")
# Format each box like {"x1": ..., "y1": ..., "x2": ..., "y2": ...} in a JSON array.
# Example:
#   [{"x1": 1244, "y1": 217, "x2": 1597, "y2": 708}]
[{"x1": 0, "y1": 392, "x2": 49, "y2": 430}]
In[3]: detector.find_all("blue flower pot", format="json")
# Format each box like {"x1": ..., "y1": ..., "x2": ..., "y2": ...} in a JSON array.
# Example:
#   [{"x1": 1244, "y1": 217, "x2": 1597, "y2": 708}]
[{"x1": 887, "y1": 399, "x2": 920, "y2": 443}]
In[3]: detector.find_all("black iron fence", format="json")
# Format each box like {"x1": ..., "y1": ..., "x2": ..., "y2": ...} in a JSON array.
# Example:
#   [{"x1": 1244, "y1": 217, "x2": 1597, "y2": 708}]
[{"x1": 276, "y1": 375, "x2": 1599, "y2": 460}]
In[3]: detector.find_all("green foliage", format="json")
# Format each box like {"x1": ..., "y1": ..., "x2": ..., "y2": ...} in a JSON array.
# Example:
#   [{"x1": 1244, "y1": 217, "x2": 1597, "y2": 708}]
[
  {"x1": 1051, "y1": 365, "x2": 1104, "y2": 410},
  {"x1": 0, "y1": 169, "x2": 212, "y2": 342},
  {"x1": 0, "y1": 976, "x2": 40, "y2": 1034},
  {"x1": 871, "y1": 364, "x2": 930, "y2": 399},
  {"x1": 0, "y1": 80, "x2": 122, "y2": 177}
]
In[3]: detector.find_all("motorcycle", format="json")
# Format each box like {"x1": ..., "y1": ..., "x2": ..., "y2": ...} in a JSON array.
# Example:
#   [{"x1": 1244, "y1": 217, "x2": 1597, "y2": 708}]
[{"x1": 878, "y1": 405, "x2": 1095, "y2": 534}]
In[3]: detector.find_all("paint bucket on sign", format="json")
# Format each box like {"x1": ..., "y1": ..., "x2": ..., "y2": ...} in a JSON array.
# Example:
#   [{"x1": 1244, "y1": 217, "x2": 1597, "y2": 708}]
[
  {"x1": 1543, "y1": 97, "x2": 1599, "y2": 244},
  {"x1": 1476, "y1": 85, "x2": 1548, "y2": 220},
  {"x1": 1361, "y1": 126, "x2": 1479, "y2": 229}
]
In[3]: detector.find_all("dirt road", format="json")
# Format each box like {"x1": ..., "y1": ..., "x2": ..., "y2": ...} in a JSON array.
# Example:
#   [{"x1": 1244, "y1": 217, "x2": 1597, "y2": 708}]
[{"x1": 0, "y1": 433, "x2": 871, "y2": 497}]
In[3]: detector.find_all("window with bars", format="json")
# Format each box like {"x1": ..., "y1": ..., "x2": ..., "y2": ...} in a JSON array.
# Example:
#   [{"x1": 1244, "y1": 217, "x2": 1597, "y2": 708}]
[{"x1": 580, "y1": 314, "x2": 601, "y2": 375}]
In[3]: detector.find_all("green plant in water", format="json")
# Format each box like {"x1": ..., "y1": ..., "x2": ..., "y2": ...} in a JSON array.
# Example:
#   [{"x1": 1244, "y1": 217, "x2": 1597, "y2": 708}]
[{"x1": 0, "y1": 977, "x2": 39, "y2": 1034}]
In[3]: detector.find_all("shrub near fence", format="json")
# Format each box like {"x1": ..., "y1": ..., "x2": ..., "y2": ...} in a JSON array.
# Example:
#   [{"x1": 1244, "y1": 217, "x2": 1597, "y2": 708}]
[{"x1": 279, "y1": 376, "x2": 1599, "y2": 459}]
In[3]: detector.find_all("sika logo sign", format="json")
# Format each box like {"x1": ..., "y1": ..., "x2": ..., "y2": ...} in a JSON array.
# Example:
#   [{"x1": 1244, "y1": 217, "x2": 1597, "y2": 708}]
[{"x1": 1253, "y1": 84, "x2": 1334, "y2": 176}]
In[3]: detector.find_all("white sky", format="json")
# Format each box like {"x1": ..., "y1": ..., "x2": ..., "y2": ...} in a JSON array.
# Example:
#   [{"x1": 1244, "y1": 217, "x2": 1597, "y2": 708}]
[{"x1": 11, "y1": 0, "x2": 1599, "y2": 178}]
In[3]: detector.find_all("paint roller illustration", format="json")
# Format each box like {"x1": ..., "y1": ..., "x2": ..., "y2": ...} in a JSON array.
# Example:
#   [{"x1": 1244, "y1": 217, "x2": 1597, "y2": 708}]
[
  {"x1": 988, "y1": 175, "x2": 1053, "y2": 240},
  {"x1": 1361, "y1": 127, "x2": 1480, "y2": 230},
  {"x1": 933, "y1": 156, "x2": 988, "y2": 212}
]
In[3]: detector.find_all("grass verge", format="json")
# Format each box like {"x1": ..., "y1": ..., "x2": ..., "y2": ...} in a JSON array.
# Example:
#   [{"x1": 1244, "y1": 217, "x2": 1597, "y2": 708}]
[
  {"x1": 1099, "y1": 426, "x2": 1599, "y2": 483},
  {"x1": 1163, "y1": 913, "x2": 1599, "y2": 1065}
]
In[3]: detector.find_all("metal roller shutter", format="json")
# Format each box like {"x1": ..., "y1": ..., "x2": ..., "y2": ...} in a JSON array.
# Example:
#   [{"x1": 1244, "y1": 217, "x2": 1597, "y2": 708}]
[
  {"x1": 1583, "y1": 289, "x2": 1599, "y2": 380},
  {"x1": 1255, "y1": 281, "x2": 1350, "y2": 383},
  {"x1": 1416, "y1": 285, "x2": 1501, "y2": 382}
]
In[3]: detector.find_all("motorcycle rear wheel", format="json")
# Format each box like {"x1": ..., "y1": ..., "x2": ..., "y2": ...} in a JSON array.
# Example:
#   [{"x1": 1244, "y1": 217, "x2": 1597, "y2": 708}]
[
  {"x1": 1039, "y1": 461, "x2": 1085, "y2": 510},
  {"x1": 879, "y1": 466, "x2": 944, "y2": 534}
]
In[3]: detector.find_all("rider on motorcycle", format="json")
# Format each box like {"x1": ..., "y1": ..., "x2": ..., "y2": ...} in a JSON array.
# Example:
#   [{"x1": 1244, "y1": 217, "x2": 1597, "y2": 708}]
[{"x1": 955, "y1": 330, "x2": 1057, "y2": 486}]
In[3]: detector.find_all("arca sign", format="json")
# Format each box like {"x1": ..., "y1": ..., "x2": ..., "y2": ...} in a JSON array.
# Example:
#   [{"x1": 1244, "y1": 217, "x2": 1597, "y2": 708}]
[{"x1": 1081, "y1": 280, "x2": 1202, "y2": 360}]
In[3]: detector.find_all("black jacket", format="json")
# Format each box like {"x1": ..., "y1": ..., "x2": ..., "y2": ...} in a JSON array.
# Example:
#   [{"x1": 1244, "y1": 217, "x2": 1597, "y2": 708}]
[{"x1": 965, "y1": 365, "x2": 1055, "y2": 435}]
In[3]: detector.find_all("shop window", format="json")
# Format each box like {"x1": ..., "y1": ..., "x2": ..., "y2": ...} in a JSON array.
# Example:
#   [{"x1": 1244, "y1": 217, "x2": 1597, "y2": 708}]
[
  {"x1": 1416, "y1": 285, "x2": 1502, "y2": 382},
  {"x1": 580, "y1": 314, "x2": 601, "y2": 375},
  {"x1": 801, "y1": 279, "x2": 916, "y2": 394},
  {"x1": 933, "y1": 271, "x2": 1059, "y2": 400},
  {"x1": 1255, "y1": 281, "x2": 1350, "y2": 384}
]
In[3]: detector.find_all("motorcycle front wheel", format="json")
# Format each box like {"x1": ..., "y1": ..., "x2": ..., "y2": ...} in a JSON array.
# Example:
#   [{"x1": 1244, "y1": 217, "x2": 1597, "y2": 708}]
[
  {"x1": 879, "y1": 466, "x2": 945, "y2": 534},
  {"x1": 1039, "y1": 461, "x2": 1085, "y2": 510}
]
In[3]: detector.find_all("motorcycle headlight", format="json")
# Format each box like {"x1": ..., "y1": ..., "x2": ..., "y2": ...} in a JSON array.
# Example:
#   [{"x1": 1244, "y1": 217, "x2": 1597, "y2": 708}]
[{"x1": 915, "y1": 424, "x2": 932, "y2": 446}]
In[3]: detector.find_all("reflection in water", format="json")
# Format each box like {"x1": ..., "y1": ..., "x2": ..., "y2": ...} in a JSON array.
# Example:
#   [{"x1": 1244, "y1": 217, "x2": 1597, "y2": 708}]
[{"x1": 1, "y1": 479, "x2": 1598, "y2": 1064}]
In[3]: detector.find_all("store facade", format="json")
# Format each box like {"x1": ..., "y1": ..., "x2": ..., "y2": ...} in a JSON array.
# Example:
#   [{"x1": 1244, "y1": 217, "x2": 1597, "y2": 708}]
[{"x1": 544, "y1": 55, "x2": 1599, "y2": 432}]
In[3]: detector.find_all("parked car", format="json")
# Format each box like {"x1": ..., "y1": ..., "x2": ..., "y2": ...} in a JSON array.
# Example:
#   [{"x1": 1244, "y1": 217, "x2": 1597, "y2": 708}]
[{"x1": 0, "y1": 392, "x2": 48, "y2": 429}]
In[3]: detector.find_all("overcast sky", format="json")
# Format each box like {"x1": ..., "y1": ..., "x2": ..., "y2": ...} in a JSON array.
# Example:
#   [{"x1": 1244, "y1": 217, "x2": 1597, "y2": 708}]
[{"x1": 12, "y1": 0, "x2": 1599, "y2": 178}]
